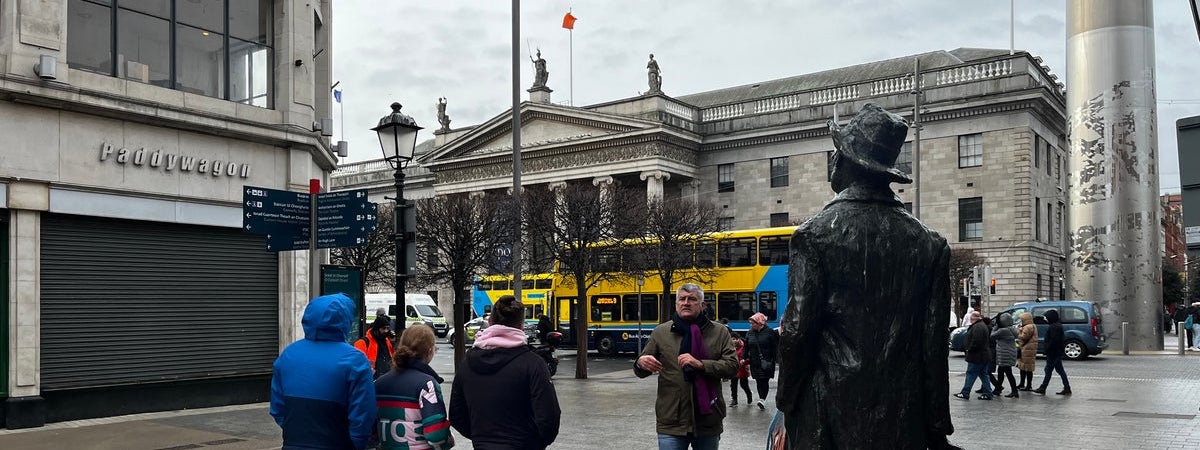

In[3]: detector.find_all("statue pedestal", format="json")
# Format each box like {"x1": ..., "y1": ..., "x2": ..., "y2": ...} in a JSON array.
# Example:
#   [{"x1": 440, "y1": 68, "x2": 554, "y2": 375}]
[{"x1": 528, "y1": 85, "x2": 553, "y2": 103}]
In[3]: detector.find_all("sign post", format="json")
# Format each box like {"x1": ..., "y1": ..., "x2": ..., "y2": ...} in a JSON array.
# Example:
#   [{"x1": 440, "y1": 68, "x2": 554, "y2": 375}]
[{"x1": 321, "y1": 265, "x2": 365, "y2": 342}]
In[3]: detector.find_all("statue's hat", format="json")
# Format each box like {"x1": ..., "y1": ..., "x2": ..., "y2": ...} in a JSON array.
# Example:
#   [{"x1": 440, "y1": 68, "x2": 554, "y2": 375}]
[{"x1": 828, "y1": 103, "x2": 912, "y2": 184}]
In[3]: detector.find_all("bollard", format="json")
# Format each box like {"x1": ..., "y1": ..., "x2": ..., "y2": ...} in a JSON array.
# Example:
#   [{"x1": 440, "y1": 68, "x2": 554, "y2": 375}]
[
  {"x1": 1176, "y1": 324, "x2": 1185, "y2": 355},
  {"x1": 1121, "y1": 322, "x2": 1129, "y2": 355}
]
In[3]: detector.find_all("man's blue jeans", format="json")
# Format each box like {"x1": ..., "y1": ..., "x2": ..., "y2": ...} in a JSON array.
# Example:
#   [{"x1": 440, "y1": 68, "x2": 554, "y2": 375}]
[
  {"x1": 658, "y1": 433, "x2": 720, "y2": 450},
  {"x1": 959, "y1": 361, "x2": 992, "y2": 397}
]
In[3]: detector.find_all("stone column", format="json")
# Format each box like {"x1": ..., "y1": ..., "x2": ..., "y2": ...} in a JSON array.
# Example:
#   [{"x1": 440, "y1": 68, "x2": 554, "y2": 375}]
[
  {"x1": 1066, "y1": 0, "x2": 1161, "y2": 351},
  {"x1": 593, "y1": 176, "x2": 614, "y2": 233},
  {"x1": 683, "y1": 180, "x2": 702, "y2": 205},
  {"x1": 640, "y1": 170, "x2": 671, "y2": 203},
  {"x1": 6, "y1": 182, "x2": 48, "y2": 428}
]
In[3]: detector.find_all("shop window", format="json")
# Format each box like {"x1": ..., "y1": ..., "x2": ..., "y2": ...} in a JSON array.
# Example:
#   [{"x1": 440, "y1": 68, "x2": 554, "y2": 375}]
[{"x1": 67, "y1": 0, "x2": 275, "y2": 108}]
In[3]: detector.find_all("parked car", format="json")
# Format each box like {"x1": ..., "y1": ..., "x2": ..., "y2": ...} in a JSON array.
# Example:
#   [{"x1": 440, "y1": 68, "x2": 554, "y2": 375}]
[
  {"x1": 948, "y1": 300, "x2": 1106, "y2": 360},
  {"x1": 444, "y1": 316, "x2": 487, "y2": 343}
]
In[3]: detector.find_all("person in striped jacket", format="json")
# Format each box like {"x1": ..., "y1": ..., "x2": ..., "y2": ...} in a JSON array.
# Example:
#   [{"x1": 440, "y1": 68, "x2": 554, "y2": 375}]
[{"x1": 374, "y1": 324, "x2": 454, "y2": 449}]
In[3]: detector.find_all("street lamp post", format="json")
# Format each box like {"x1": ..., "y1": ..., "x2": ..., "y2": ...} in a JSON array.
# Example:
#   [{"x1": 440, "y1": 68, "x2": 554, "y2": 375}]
[{"x1": 373, "y1": 102, "x2": 422, "y2": 332}]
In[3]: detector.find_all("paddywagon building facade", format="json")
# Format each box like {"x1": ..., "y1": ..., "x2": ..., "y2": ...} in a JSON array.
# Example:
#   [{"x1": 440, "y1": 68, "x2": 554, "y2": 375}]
[{"x1": 1, "y1": 1, "x2": 336, "y2": 427}]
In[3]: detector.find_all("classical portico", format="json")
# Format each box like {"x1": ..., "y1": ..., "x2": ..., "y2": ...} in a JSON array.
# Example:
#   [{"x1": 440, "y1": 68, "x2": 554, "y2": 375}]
[{"x1": 418, "y1": 99, "x2": 701, "y2": 203}]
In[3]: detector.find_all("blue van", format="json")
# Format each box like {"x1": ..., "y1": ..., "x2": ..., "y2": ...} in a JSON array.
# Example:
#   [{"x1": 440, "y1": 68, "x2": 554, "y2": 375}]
[{"x1": 1003, "y1": 300, "x2": 1106, "y2": 360}]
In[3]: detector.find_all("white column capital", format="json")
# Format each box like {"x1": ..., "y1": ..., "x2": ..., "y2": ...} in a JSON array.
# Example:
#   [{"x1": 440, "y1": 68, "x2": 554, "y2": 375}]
[
  {"x1": 592, "y1": 176, "x2": 614, "y2": 187},
  {"x1": 640, "y1": 170, "x2": 672, "y2": 182},
  {"x1": 548, "y1": 181, "x2": 568, "y2": 192}
]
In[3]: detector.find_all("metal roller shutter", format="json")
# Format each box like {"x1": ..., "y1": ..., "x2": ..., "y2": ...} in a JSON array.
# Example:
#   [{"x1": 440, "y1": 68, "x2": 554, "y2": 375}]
[{"x1": 40, "y1": 213, "x2": 278, "y2": 390}]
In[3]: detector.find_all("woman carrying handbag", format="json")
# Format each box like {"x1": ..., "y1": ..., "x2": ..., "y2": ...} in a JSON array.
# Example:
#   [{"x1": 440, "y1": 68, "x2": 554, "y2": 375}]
[{"x1": 746, "y1": 312, "x2": 779, "y2": 410}]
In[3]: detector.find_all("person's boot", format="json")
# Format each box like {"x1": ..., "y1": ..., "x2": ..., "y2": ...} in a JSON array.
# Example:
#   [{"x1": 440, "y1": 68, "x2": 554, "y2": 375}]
[
  {"x1": 1004, "y1": 391, "x2": 1019, "y2": 398},
  {"x1": 730, "y1": 397, "x2": 738, "y2": 407},
  {"x1": 992, "y1": 385, "x2": 1003, "y2": 396},
  {"x1": 1032, "y1": 385, "x2": 1047, "y2": 395},
  {"x1": 1056, "y1": 388, "x2": 1072, "y2": 395}
]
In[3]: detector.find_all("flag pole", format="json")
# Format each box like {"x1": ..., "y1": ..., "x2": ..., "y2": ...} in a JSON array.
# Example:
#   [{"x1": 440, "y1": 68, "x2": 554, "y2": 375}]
[
  {"x1": 340, "y1": 91, "x2": 345, "y2": 141},
  {"x1": 569, "y1": 27, "x2": 573, "y2": 106}
]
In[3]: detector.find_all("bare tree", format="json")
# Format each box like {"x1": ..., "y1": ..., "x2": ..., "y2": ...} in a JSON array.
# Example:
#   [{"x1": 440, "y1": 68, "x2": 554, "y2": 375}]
[
  {"x1": 330, "y1": 202, "x2": 395, "y2": 290},
  {"x1": 626, "y1": 197, "x2": 723, "y2": 322},
  {"x1": 414, "y1": 193, "x2": 514, "y2": 364},
  {"x1": 523, "y1": 181, "x2": 641, "y2": 379}
]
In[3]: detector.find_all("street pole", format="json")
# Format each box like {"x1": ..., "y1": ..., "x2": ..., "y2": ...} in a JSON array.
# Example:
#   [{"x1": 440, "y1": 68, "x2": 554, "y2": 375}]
[
  {"x1": 912, "y1": 57, "x2": 922, "y2": 220},
  {"x1": 511, "y1": 0, "x2": 523, "y2": 300},
  {"x1": 394, "y1": 167, "x2": 407, "y2": 332},
  {"x1": 637, "y1": 275, "x2": 644, "y2": 353}
]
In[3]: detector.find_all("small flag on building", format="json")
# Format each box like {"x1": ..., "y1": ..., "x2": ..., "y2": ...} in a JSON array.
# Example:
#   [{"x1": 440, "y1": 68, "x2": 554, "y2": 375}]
[
  {"x1": 333, "y1": 89, "x2": 342, "y2": 103},
  {"x1": 562, "y1": 12, "x2": 577, "y2": 30}
]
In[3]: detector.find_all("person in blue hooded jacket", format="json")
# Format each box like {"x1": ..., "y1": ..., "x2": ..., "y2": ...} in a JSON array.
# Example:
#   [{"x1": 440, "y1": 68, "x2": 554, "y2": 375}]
[{"x1": 271, "y1": 293, "x2": 376, "y2": 450}]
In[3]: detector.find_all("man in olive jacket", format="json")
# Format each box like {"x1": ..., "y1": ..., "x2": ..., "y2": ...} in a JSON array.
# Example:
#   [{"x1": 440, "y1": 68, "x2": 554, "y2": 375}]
[
  {"x1": 635, "y1": 283, "x2": 738, "y2": 450},
  {"x1": 778, "y1": 104, "x2": 957, "y2": 450}
]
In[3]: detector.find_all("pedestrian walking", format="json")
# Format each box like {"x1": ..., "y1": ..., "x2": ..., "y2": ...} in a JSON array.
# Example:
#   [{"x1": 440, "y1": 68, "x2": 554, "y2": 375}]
[
  {"x1": 1190, "y1": 303, "x2": 1200, "y2": 351},
  {"x1": 990, "y1": 313, "x2": 1019, "y2": 398},
  {"x1": 354, "y1": 316, "x2": 396, "y2": 379},
  {"x1": 955, "y1": 312, "x2": 993, "y2": 400},
  {"x1": 374, "y1": 324, "x2": 453, "y2": 449},
  {"x1": 270, "y1": 293, "x2": 376, "y2": 450},
  {"x1": 450, "y1": 295, "x2": 560, "y2": 449},
  {"x1": 634, "y1": 283, "x2": 738, "y2": 450},
  {"x1": 1033, "y1": 309, "x2": 1072, "y2": 395},
  {"x1": 745, "y1": 312, "x2": 779, "y2": 410},
  {"x1": 729, "y1": 334, "x2": 752, "y2": 407},
  {"x1": 1015, "y1": 312, "x2": 1038, "y2": 391}
]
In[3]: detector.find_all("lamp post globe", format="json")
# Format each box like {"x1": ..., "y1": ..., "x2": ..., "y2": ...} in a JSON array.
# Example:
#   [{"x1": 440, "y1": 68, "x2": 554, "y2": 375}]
[{"x1": 373, "y1": 102, "x2": 421, "y2": 331}]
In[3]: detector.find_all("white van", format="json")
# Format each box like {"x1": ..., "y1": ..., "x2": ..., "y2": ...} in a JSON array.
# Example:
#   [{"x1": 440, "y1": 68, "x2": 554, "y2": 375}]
[{"x1": 365, "y1": 293, "x2": 449, "y2": 337}]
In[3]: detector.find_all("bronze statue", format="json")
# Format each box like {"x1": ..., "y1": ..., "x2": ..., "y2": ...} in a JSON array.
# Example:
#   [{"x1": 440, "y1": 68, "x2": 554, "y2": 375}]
[
  {"x1": 778, "y1": 103, "x2": 957, "y2": 449},
  {"x1": 436, "y1": 97, "x2": 451, "y2": 132},
  {"x1": 646, "y1": 53, "x2": 662, "y2": 94},
  {"x1": 531, "y1": 49, "x2": 548, "y2": 89}
]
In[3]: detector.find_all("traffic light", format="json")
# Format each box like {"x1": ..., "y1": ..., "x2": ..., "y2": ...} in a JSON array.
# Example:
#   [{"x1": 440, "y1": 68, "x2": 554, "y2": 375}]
[{"x1": 989, "y1": 278, "x2": 997, "y2": 294}]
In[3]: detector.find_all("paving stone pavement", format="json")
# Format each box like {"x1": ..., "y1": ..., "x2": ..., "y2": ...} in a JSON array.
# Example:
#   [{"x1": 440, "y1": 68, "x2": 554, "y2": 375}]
[{"x1": 2, "y1": 336, "x2": 1198, "y2": 449}]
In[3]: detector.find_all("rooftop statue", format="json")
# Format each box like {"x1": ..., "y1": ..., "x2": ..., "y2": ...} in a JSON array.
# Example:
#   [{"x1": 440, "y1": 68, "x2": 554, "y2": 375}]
[
  {"x1": 436, "y1": 97, "x2": 451, "y2": 132},
  {"x1": 646, "y1": 53, "x2": 662, "y2": 94},
  {"x1": 531, "y1": 49, "x2": 549, "y2": 89}
]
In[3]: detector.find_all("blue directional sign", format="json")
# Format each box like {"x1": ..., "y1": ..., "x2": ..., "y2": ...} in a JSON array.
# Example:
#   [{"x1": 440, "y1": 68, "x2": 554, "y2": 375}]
[
  {"x1": 316, "y1": 189, "x2": 378, "y2": 250},
  {"x1": 243, "y1": 186, "x2": 310, "y2": 234},
  {"x1": 266, "y1": 232, "x2": 310, "y2": 252}
]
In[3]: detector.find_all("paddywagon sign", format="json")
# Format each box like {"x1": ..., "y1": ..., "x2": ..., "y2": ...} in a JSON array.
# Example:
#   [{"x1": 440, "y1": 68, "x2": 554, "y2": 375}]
[{"x1": 98, "y1": 143, "x2": 252, "y2": 179}]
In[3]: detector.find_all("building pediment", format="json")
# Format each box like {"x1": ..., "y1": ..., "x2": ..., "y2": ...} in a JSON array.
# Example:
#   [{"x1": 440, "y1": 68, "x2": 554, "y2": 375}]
[{"x1": 419, "y1": 102, "x2": 667, "y2": 166}]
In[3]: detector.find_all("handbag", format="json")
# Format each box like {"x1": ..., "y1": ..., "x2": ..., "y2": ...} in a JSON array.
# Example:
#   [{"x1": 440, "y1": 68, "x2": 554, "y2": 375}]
[{"x1": 754, "y1": 332, "x2": 774, "y2": 373}]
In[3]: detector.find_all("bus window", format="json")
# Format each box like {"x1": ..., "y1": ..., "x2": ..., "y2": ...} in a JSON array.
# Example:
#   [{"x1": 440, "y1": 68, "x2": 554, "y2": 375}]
[
  {"x1": 622, "y1": 294, "x2": 657, "y2": 322},
  {"x1": 521, "y1": 279, "x2": 535, "y2": 290},
  {"x1": 534, "y1": 279, "x2": 553, "y2": 289},
  {"x1": 477, "y1": 280, "x2": 493, "y2": 290},
  {"x1": 703, "y1": 293, "x2": 716, "y2": 318},
  {"x1": 758, "y1": 291, "x2": 779, "y2": 321},
  {"x1": 759, "y1": 236, "x2": 790, "y2": 266},
  {"x1": 598, "y1": 249, "x2": 621, "y2": 272},
  {"x1": 717, "y1": 292, "x2": 755, "y2": 321},
  {"x1": 591, "y1": 295, "x2": 620, "y2": 322},
  {"x1": 718, "y1": 238, "x2": 756, "y2": 267},
  {"x1": 695, "y1": 240, "x2": 716, "y2": 268}
]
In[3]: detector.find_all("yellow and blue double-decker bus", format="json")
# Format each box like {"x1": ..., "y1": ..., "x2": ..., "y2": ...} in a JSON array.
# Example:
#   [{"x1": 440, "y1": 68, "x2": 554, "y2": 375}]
[
  {"x1": 470, "y1": 226, "x2": 794, "y2": 354},
  {"x1": 471, "y1": 272, "x2": 556, "y2": 323}
]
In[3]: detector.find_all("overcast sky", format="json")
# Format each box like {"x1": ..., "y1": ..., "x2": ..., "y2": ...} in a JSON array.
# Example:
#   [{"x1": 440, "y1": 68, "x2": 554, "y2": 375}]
[{"x1": 331, "y1": 0, "x2": 1200, "y2": 194}]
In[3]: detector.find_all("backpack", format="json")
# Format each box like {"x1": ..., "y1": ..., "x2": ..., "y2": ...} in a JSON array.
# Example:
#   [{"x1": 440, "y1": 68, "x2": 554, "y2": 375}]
[{"x1": 1186, "y1": 313, "x2": 1194, "y2": 329}]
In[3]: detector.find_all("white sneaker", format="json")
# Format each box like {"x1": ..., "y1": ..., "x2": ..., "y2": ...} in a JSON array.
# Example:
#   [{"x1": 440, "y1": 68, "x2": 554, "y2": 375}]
[
  {"x1": 756, "y1": 399, "x2": 765, "y2": 410},
  {"x1": 1190, "y1": 347, "x2": 1196, "y2": 351}
]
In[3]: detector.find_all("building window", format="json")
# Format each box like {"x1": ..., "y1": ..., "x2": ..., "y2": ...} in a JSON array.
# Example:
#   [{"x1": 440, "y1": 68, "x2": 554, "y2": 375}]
[
  {"x1": 718, "y1": 164, "x2": 735, "y2": 193},
  {"x1": 958, "y1": 133, "x2": 983, "y2": 168},
  {"x1": 770, "y1": 157, "x2": 789, "y2": 188},
  {"x1": 770, "y1": 213, "x2": 789, "y2": 227},
  {"x1": 903, "y1": 202, "x2": 913, "y2": 213},
  {"x1": 1034, "y1": 135, "x2": 1041, "y2": 169},
  {"x1": 1056, "y1": 154, "x2": 1062, "y2": 181},
  {"x1": 1037, "y1": 273, "x2": 1043, "y2": 298},
  {"x1": 67, "y1": 0, "x2": 275, "y2": 108},
  {"x1": 827, "y1": 151, "x2": 835, "y2": 181},
  {"x1": 1035, "y1": 197, "x2": 1041, "y2": 242},
  {"x1": 718, "y1": 217, "x2": 734, "y2": 231},
  {"x1": 1046, "y1": 145, "x2": 1053, "y2": 176},
  {"x1": 958, "y1": 197, "x2": 983, "y2": 241},
  {"x1": 896, "y1": 141, "x2": 912, "y2": 175},
  {"x1": 1047, "y1": 203, "x2": 1054, "y2": 247}
]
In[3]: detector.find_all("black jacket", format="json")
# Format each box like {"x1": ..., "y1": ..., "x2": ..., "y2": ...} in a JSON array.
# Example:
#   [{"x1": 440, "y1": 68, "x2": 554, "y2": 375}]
[
  {"x1": 745, "y1": 326, "x2": 779, "y2": 379},
  {"x1": 1043, "y1": 309, "x2": 1065, "y2": 358},
  {"x1": 963, "y1": 321, "x2": 991, "y2": 364},
  {"x1": 449, "y1": 345, "x2": 560, "y2": 450}
]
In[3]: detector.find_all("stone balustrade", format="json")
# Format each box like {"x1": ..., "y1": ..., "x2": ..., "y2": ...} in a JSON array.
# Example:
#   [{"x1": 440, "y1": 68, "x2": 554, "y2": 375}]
[
  {"x1": 871, "y1": 76, "x2": 914, "y2": 96},
  {"x1": 810, "y1": 85, "x2": 859, "y2": 105},
  {"x1": 934, "y1": 59, "x2": 1012, "y2": 85},
  {"x1": 753, "y1": 93, "x2": 803, "y2": 114}
]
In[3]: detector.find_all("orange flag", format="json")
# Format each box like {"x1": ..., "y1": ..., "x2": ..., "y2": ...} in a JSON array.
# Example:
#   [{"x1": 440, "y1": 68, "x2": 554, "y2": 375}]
[{"x1": 562, "y1": 12, "x2": 577, "y2": 30}]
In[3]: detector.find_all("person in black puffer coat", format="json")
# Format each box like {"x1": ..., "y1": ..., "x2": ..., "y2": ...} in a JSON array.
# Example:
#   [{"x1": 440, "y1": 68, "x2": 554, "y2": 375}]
[
  {"x1": 1033, "y1": 309, "x2": 1072, "y2": 395},
  {"x1": 449, "y1": 295, "x2": 560, "y2": 449}
]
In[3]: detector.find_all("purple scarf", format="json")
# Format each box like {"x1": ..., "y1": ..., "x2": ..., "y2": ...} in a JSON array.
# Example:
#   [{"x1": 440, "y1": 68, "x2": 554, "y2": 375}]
[{"x1": 688, "y1": 323, "x2": 717, "y2": 415}]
